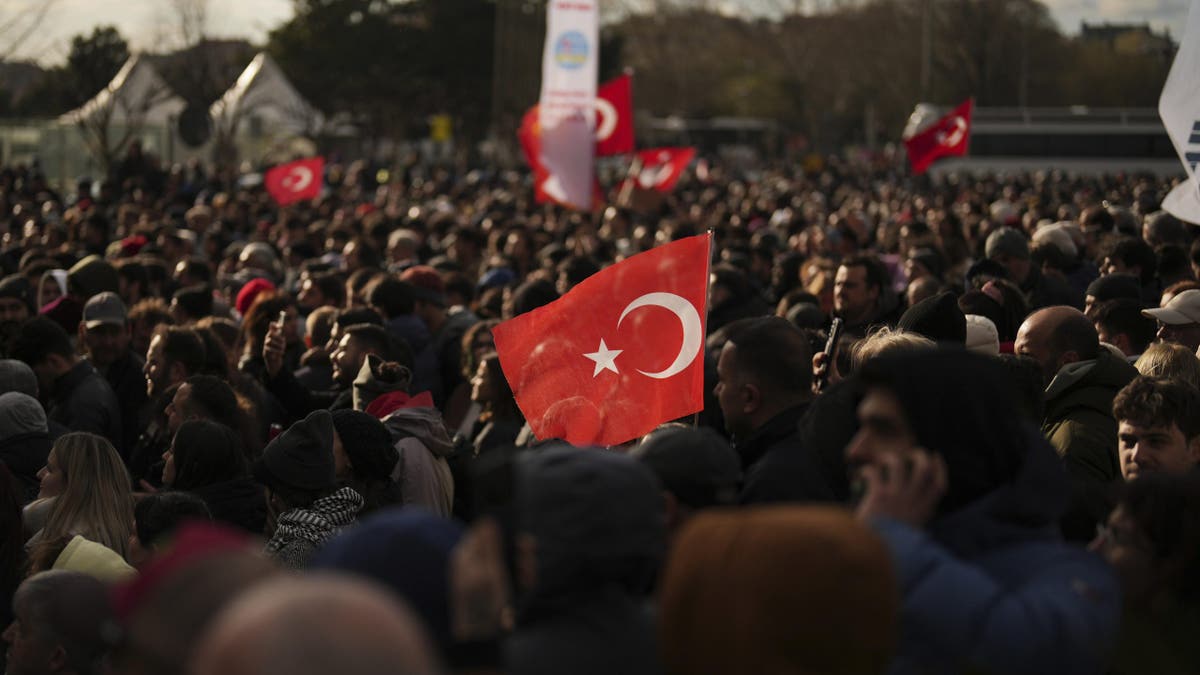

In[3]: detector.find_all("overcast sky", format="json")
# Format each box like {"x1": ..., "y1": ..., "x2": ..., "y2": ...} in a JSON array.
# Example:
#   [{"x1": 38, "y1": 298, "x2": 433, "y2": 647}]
[{"x1": 1, "y1": 0, "x2": 1191, "y2": 65}]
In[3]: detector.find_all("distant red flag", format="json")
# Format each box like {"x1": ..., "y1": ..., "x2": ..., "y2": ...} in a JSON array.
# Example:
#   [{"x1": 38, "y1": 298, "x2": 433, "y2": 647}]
[
  {"x1": 904, "y1": 99, "x2": 972, "y2": 175},
  {"x1": 519, "y1": 105, "x2": 604, "y2": 209},
  {"x1": 595, "y1": 74, "x2": 634, "y2": 156},
  {"x1": 493, "y1": 233, "x2": 711, "y2": 446},
  {"x1": 265, "y1": 157, "x2": 324, "y2": 206},
  {"x1": 623, "y1": 147, "x2": 696, "y2": 193}
]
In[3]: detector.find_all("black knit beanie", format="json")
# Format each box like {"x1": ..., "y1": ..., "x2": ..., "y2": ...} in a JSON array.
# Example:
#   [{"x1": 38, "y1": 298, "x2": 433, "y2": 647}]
[
  {"x1": 253, "y1": 409, "x2": 336, "y2": 492},
  {"x1": 897, "y1": 292, "x2": 967, "y2": 344},
  {"x1": 331, "y1": 409, "x2": 398, "y2": 481}
]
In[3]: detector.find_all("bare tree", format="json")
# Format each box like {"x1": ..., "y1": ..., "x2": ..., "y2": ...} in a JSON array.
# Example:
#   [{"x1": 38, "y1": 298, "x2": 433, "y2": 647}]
[
  {"x1": 69, "y1": 57, "x2": 179, "y2": 176},
  {"x1": 0, "y1": 0, "x2": 60, "y2": 61}
]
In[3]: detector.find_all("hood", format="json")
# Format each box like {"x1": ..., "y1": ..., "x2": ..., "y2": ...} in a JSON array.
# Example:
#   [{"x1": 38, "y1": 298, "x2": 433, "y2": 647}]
[
  {"x1": 352, "y1": 353, "x2": 413, "y2": 411},
  {"x1": 515, "y1": 445, "x2": 664, "y2": 614},
  {"x1": 1045, "y1": 349, "x2": 1138, "y2": 415},
  {"x1": 928, "y1": 424, "x2": 1069, "y2": 558},
  {"x1": 0, "y1": 391, "x2": 48, "y2": 436},
  {"x1": 381, "y1": 406, "x2": 455, "y2": 458},
  {"x1": 67, "y1": 255, "x2": 119, "y2": 299}
]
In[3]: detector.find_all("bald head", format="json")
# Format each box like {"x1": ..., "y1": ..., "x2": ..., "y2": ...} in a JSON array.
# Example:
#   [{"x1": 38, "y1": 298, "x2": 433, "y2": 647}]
[
  {"x1": 1016, "y1": 306, "x2": 1099, "y2": 385},
  {"x1": 194, "y1": 575, "x2": 439, "y2": 675}
]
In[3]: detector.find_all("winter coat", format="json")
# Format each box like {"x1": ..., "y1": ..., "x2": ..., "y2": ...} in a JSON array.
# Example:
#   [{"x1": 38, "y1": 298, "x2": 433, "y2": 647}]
[
  {"x1": 49, "y1": 361, "x2": 122, "y2": 452},
  {"x1": 737, "y1": 402, "x2": 846, "y2": 504},
  {"x1": 381, "y1": 407, "x2": 455, "y2": 517},
  {"x1": 506, "y1": 446, "x2": 664, "y2": 675},
  {"x1": 871, "y1": 429, "x2": 1120, "y2": 675}
]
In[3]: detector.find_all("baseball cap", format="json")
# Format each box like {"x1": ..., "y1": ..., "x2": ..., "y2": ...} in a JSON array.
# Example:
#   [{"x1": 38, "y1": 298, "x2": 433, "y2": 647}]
[
  {"x1": 1143, "y1": 289, "x2": 1200, "y2": 326},
  {"x1": 82, "y1": 292, "x2": 127, "y2": 329}
]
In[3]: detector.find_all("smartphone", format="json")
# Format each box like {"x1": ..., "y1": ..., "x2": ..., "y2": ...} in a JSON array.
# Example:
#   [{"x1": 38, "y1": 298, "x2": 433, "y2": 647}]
[{"x1": 815, "y1": 317, "x2": 843, "y2": 393}]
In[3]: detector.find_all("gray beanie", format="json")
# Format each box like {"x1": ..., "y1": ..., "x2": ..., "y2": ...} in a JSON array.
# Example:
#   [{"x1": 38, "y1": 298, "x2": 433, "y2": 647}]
[
  {"x1": 0, "y1": 392, "x2": 48, "y2": 436},
  {"x1": 0, "y1": 359, "x2": 38, "y2": 397},
  {"x1": 985, "y1": 227, "x2": 1030, "y2": 261}
]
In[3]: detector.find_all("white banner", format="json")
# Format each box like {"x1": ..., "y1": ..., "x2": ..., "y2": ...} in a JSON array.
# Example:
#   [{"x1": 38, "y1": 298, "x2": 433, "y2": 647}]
[
  {"x1": 1159, "y1": 0, "x2": 1200, "y2": 223},
  {"x1": 538, "y1": 0, "x2": 598, "y2": 210}
]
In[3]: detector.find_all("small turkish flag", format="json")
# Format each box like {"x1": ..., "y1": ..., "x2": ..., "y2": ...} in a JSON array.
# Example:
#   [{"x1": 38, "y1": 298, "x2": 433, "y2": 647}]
[
  {"x1": 265, "y1": 157, "x2": 324, "y2": 206},
  {"x1": 596, "y1": 74, "x2": 634, "y2": 156},
  {"x1": 904, "y1": 99, "x2": 972, "y2": 175},
  {"x1": 493, "y1": 233, "x2": 711, "y2": 446},
  {"x1": 624, "y1": 147, "x2": 696, "y2": 193}
]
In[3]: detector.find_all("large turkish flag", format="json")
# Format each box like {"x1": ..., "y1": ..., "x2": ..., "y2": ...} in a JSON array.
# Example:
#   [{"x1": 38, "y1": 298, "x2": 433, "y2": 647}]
[
  {"x1": 265, "y1": 157, "x2": 324, "y2": 206},
  {"x1": 493, "y1": 233, "x2": 711, "y2": 446},
  {"x1": 904, "y1": 98, "x2": 972, "y2": 175}
]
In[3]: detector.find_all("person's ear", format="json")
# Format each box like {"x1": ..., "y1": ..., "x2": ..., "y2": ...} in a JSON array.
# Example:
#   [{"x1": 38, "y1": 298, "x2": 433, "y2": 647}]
[
  {"x1": 1187, "y1": 435, "x2": 1200, "y2": 464},
  {"x1": 168, "y1": 361, "x2": 187, "y2": 386},
  {"x1": 741, "y1": 382, "x2": 762, "y2": 415}
]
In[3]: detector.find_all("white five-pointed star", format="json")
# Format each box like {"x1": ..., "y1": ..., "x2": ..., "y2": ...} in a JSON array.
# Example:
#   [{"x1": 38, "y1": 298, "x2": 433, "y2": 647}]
[{"x1": 583, "y1": 338, "x2": 622, "y2": 377}]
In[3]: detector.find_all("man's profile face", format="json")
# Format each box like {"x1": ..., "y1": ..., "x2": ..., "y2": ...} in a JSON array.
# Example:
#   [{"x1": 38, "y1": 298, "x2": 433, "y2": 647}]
[
  {"x1": 1014, "y1": 319, "x2": 1058, "y2": 386},
  {"x1": 331, "y1": 334, "x2": 364, "y2": 387},
  {"x1": 833, "y1": 264, "x2": 877, "y2": 322},
  {"x1": 2, "y1": 597, "x2": 54, "y2": 675},
  {"x1": 845, "y1": 387, "x2": 920, "y2": 488},
  {"x1": 144, "y1": 334, "x2": 172, "y2": 398},
  {"x1": 1117, "y1": 420, "x2": 1200, "y2": 480},
  {"x1": 1156, "y1": 321, "x2": 1200, "y2": 353},
  {"x1": 713, "y1": 342, "x2": 750, "y2": 439}
]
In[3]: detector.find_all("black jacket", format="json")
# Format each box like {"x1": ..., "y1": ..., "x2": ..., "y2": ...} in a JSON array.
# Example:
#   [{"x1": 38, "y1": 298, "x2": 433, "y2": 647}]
[
  {"x1": 189, "y1": 477, "x2": 268, "y2": 535},
  {"x1": 96, "y1": 351, "x2": 148, "y2": 456},
  {"x1": 738, "y1": 401, "x2": 848, "y2": 504},
  {"x1": 49, "y1": 361, "x2": 122, "y2": 452}
]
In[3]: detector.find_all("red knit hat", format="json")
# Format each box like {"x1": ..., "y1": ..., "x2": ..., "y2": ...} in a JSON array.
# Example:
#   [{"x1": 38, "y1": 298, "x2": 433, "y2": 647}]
[{"x1": 236, "y1": 278, "x2": 276, "y2": 316}]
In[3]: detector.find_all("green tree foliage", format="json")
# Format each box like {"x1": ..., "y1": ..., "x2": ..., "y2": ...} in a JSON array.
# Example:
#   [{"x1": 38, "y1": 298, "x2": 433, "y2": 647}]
[
  {"x1": 267, "y1": 0, "x2": 496, "y2": 139},
  {"x1": 11, "y1": 25, "x2": 128, "y2": 116}
]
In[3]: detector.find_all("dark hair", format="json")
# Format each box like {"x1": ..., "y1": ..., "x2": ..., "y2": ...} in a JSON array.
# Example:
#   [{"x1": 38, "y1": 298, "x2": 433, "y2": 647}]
[
  {"x1": 344, "y1": 324, "x2": 398, "y2": 363},
  {"x1": 346, "y1": 237, "x2": 382, "y2": 269},
  {"x1": 172, "y1": 284, "x2": 214, "y2": 321},
  {"x1": 154, "y1": 325, "x2": 207, "y2": 378},
  {"x1": 461, "y1": 319, "x2": 500, "y2": 379},
  {"x1": 443, "y1": 272, "x2": 475, "y2": 305},
  {"x1": 1090, "y1": 299, "x2": 1157, "y2": 357},
  {"x1": 724, "y1": 316, "x2": 813, "y2": 397},
  {"x1": 170, "y1": 419, "x2": 248, "y2": 490},
  {"x1": 134, "y1": 491, "x2": 212, "y2": 547},
  {"x1": 334, "y1": 307, "x2": 383, "y2": 330},
  {"x1": 1120, "y1": 472, "x2": 1200, "y2": 602},
  {"x1": 239, "y1": 293, "x2": 291, "y2": 356},
  {"x1": 1156, "y1": 244, "x2": 1192, "y2": 285},
  {"x1": 311, "y1": 271, "x2": 347, "y2": 307},
  {"x1": 114, "y1": 259, "x2": 151, "y2": 298},
  {"x1": 1113, "y1": 376, "x2": 1200, "y2": 440},
  {"x1": 478, "y1": 351, "x2": 522, "y2": 422},
  {"x1": 176, "y1": 258, "x2": 213, "y2": 285},
  {"x1": 10, "y1": 316, "x2": 73, "y2": 364},
  {"x1": 1107, "y1": 238, "x2": 1158, "y2": 286},
  {"x1": 129, "y1": 298, "x2": 172, "y2": 330},
  {"x1": 181, "y1": 375, "x2": 242, "y2": 430},
  {"x1": 556, "y1": 255, "x2": 600, "y2": 289},
  {"x1": 1144, "y1": 211, "x2": 1188, "y2": 247},
  {"x1": 839, "y1": 254, "x2": 889, "y2": 295},
  {"x1": 366, "y1": 276, "x2": 416, "y2": 318},
  {"x1": 346, "y1": 268, "x2": 382, "y2": 301},
  {"x1": 506, "y1": 278, "x2": 558, "y2": 319}
]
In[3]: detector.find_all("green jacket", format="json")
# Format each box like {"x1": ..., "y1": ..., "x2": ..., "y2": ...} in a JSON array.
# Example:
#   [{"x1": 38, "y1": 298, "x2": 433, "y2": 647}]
[{"x1": 1042, "y1": 349, "x2": 1138, "y2": 483}]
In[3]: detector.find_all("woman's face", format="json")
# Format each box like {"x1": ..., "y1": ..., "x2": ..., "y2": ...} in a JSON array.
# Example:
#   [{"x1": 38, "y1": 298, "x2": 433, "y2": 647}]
[
  {"x1": 161, "y1": 444, "x2": 177, "y2": 487},
  {"x1": 38, "y1": 278, "x2": 62, "y2": 309},
  {"x1": 37, "y1": 450, "x2": 65, "y2": 499}
]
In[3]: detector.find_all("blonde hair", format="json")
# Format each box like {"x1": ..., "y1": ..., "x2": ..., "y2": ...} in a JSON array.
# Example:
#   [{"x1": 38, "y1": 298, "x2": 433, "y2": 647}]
[
  {"x1": 39, "y1": 433, "x2": 134, "y2": 560},
  {"x1": 850, "y1": 327, "x2": 936, "y2": 372},
  {"x1": 1135, "y1": 343, "x2": 1200, "y2": 390}
]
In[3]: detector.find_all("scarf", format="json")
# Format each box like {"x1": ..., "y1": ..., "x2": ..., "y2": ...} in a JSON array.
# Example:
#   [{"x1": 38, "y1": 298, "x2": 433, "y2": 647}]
[{"x1": 265, "y1": 487, "x2": 364, "y2": 555}]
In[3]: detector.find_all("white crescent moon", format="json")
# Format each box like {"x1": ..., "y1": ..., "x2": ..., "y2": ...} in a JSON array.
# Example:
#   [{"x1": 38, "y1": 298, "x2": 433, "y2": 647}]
[
  {"x1": 284, "y1": 166, "x2": 313, "y2": 192},
  {"x1": 617, "y1": 292, "x2": 702, "y2": 379},
  {"x1": 594, "y1": 98, "x2": 618, "y2": 141},
  {"x1": 942, "y1": 116, "x2": 966, "y2": 147}
]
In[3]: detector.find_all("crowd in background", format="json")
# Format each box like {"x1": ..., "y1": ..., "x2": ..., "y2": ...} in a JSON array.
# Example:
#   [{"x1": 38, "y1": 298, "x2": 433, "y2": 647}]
[{"x1": 0, "y1": 148, "x2": 1199, "y2": 674}]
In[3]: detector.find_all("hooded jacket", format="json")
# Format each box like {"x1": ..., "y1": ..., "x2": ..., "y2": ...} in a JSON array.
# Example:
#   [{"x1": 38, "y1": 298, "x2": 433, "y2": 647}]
[
  {"x1": 506, "y1": 446, "x2": 664, "y2": 675},
  {"x1": 859, "y1": 351, "x2": 1121, "y2": 675},
  {"x1": 1042, "y1": 349, "x2": 1138, "y2": 484},
  {"x1": 49, "y1": 360, "x2": 122, "y2": 453}
]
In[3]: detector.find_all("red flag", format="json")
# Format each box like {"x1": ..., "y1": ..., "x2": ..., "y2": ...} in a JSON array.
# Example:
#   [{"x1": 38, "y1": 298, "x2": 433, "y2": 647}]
[
  {"x1": 623, "y1": 147, "x2": 696, "y2": 193},
  {"x1": 265, "y1": 157, "x2": 324, "y2": 206},
  {"x1": 904, "y1": 99, "x2": 972, "y2": 175},
  {"x1": 493, "y1": 233, "x2": 711, "y2": 446},
  {"x1": 519, "y1": 105, "x2": 604, "y2": 209},
  {"x1": 595, "y1": 74, "x2": 634, "y2": 156}
]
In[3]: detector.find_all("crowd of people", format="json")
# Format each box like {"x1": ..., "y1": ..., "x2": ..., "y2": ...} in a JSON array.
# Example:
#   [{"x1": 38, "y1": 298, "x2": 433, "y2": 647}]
[{"x1": 1, "y1": 151, "x2": 1199, "y2": 674}]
